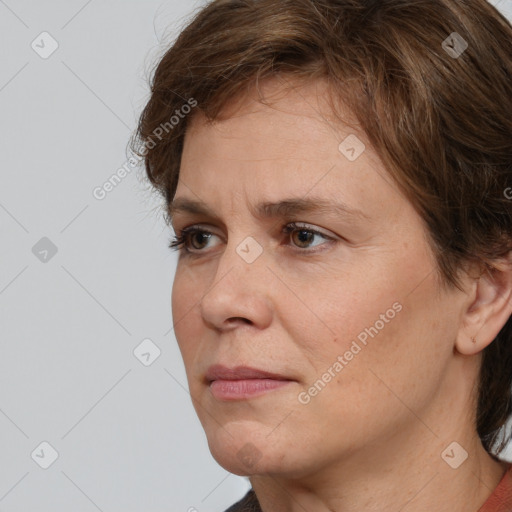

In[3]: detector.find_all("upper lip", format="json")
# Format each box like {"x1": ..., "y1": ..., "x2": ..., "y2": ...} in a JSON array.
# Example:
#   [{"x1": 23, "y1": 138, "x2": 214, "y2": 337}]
[{"x1": 205, "y1": 364, "x2": 292, "y2": 382}]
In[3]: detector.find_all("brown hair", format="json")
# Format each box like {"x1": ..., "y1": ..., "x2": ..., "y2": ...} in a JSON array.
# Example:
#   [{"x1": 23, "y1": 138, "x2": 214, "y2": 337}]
[{"x1": 131, "y1": 0, "x2": 512, "y2": 456}]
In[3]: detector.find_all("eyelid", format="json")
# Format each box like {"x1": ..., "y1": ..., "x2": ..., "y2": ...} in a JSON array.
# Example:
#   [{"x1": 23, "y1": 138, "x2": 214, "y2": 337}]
[
  {"x1": 176, "y1": 223, "x2": 224, "y2": 241},
  {"x1": 283, "y1": 222, "x2": 335, "y2": 239},
  {"x1": 174, "y1": 221, "x2": 334, "y2": 238}
]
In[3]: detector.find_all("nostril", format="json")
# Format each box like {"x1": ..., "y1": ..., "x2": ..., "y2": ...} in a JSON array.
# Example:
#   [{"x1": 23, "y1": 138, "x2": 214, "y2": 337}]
[{"x1": 227, "y1": 317, "x2": 251, "y2": 325}]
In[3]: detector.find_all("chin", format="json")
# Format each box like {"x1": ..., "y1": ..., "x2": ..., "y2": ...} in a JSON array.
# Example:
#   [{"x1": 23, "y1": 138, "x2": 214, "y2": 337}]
[
  {"x1": 205, "y1": 425, "x2": 312, "y2": 478},
  {"x1": 205, "y1": 424, "x2": 273, "y2": 473},
  {"x1": 209, "y1": 445, "x2": 285, "y2": 476}
]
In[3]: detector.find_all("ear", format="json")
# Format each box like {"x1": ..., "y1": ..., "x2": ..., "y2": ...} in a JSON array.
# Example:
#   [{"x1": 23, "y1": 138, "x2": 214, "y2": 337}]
[{"x1": 455, "y1": 252, "x2": 512, "y2": 356}]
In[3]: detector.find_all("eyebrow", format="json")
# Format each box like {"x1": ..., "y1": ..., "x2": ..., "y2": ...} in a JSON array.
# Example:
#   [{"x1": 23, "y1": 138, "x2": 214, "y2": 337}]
[{"x1": 168, "y1": 196, "x2": 370, "y2": 223}]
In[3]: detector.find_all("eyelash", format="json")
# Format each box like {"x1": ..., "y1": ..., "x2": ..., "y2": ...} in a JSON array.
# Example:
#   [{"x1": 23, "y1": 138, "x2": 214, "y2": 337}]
[{"x1": 168, "y1": 222, "x2": 334, "y2": 255}]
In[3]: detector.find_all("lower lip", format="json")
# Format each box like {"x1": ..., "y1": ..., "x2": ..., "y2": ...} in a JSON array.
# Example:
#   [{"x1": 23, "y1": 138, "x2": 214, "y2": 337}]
[{"x1": 209, "y1": 378, "x2": 293, "y2": 400}]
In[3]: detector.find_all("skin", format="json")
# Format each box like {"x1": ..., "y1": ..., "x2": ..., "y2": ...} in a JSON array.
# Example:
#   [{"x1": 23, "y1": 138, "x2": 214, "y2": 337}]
[{"x1": 170, "y1": 76, "x2": 512, "y2": 512}]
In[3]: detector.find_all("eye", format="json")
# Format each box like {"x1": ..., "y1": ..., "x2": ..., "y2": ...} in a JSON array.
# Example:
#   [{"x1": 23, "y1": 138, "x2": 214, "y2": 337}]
[
  {"x1": 169, "y1": 226, "x2": 220, "y2": 253},
  {"x1": 282, "y1": 222, "x2": 333, "y2": 250},
  {"x1": 168, "y1": 222, "x2": 334, "y2": 255}
]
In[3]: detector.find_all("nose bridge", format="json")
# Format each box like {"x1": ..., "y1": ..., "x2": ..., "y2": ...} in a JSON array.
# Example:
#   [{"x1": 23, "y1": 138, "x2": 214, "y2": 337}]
[
  {"x1": 199, "y1": 231, "x2": 271, "y2": 329},
  {"x1": 212, "y1": 230, "x2": 267, "y2": 295}
]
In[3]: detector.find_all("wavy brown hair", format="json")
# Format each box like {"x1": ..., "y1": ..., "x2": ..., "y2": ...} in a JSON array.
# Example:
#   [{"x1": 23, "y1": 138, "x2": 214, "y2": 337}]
[{"x1": 131, "y1": 0, "x2": 512, "y2": 457}]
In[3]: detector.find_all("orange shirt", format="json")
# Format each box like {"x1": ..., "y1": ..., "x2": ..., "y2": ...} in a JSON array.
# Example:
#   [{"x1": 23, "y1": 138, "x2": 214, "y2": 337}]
[
  {"x1": 225, "y1": 463, "x2": 512, "y2": 511},
  {"x1": 479, "y1": 463, "x2": 512, "y2": 512}
]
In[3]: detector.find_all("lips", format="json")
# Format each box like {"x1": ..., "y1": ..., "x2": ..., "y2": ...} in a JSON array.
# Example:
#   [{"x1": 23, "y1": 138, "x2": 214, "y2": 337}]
[
  {"x1": 205, "y1": 364, "x2": 292, "y2": 383},
  {"x1": 205, "y1": 364, "x2": 295, "y2": 400}
]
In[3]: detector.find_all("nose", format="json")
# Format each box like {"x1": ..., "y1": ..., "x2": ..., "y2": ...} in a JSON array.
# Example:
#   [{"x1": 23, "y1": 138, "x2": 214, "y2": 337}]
[{"x1": 199, "y1": 238, "x2": 273, "y2": 332}]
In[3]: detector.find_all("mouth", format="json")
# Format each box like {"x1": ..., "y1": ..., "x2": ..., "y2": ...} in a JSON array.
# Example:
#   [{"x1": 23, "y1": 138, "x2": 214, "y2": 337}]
[{"x1": 205, "y1": 364, "x2": 295, "y2": 401}]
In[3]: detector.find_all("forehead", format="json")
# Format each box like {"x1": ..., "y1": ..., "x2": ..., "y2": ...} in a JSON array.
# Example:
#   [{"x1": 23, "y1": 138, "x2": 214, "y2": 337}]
[
  {"x1": 181, "y1": 76, "x2": 380, "y2": 175},
  {"x1": 185, "y1": 75, "x2": 362, "y2": 147},
  {"x1": 176, "y1": 76, "x2": 403, "y2": 223}
]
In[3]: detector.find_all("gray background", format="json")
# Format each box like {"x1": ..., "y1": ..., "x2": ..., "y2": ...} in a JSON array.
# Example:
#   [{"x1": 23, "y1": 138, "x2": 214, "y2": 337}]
[{"x1": 0, "y1": 1, "x2": 511, "y2": 511}]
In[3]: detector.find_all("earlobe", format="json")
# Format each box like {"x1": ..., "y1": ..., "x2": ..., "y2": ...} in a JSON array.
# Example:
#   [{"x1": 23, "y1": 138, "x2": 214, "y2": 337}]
[{"x1": 455, "y1": 253, "x2": 512, "y2": 356}]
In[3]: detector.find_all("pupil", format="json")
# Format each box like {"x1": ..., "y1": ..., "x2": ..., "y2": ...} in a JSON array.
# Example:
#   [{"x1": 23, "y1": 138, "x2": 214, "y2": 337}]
[
  {"x1": 193, "y1": 233, "x2": 209, "y2": 249},
  {"x1": 296, "y1": 230, "x2": 312, "y2": 247}
]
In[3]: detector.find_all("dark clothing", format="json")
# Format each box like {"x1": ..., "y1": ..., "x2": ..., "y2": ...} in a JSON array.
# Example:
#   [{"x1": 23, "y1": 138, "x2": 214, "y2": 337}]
[{"x1": 224, "y1": 489, "x2": 261, "y2": 512}]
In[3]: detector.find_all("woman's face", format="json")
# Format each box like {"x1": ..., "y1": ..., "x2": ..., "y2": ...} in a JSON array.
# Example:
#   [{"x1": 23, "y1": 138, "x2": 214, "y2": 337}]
[{"x1": 170, "y1": 78, "x2": 471, "y2": 477}]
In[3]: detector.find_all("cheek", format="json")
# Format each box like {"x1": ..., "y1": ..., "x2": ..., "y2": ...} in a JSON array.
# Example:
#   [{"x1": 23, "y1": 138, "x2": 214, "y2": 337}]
[
  {"x1": 314, "y1": 276, "x2": 454, "y2": 419},
  {"x1": 171, "y1": 266, "x2": 204, "y2": 360},
  {"x1": 293, "y1": 306, "x2": 436, "y2": 448},
  {"x1": 290, "y1": 247, "x2": 448, "y2": 396},
  {"x1": 275, "y1": 264, "x2": 402, "y2": 371},
  {"x1": 171, "y1": 263, "x2": 203, "y2": 318}
]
